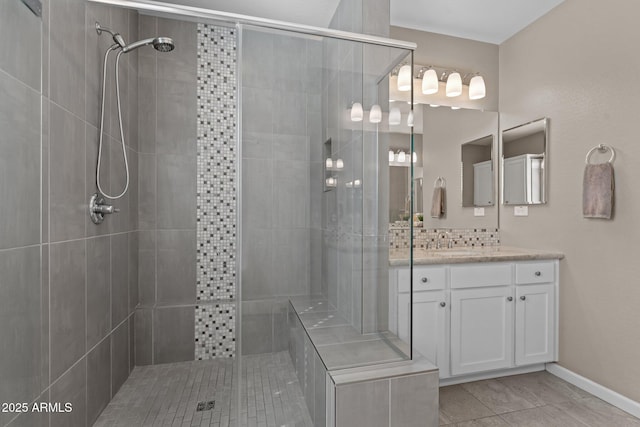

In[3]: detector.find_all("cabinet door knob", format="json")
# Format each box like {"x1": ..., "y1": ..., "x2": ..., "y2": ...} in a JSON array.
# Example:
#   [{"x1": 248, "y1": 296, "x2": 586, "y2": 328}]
[
  {"x1": 507, "y1": 296, "x2": 513, "y2": 301},
  {"x1": 520, "y1": 296, "x2": 527, "y2": 301},
  {"x1": 421, "y1": 277, "x2": 428, "y2": 283},
  {"x1": 535, "y1": 271, "x2": 541, "y2": 276},
  {"x1": 440, "y1": 302, "x2": 446, "y2": 307}
]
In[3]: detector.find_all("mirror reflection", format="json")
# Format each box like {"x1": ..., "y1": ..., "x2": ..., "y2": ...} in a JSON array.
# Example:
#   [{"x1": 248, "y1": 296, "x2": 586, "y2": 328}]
[
  {"x1": 461, "y1": 135, "x2": 494, "y2": 207},
  {"x1": 421, "y1": 107, "x2": 499, "y2": 229},
  {"x1": 389, "y1": 132, "x2": 423, "y2": 222},
  {"x1": 502, "y1": 118, "x2": 548, "y2": 205}
]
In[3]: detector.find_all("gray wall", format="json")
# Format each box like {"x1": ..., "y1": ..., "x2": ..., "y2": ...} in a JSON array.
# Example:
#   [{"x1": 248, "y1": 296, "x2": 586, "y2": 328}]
[
  {"x1": 499, "y1": 0, "x2": 640, "y2": 403},
  {"x1": 240, "y1": 28, "x2": 322, "y2": 354},
  {"x1": 0, "y1": 1, "x2": 139, "y2": 426},
  {"x1": 135, "y1": 15, "x2": 198, "y2": 365}
]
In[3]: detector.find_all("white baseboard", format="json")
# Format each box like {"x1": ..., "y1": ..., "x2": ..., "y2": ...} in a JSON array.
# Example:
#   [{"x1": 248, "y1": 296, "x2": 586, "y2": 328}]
[{"x1": 546, "y1": 363, "x2": 640, "y2": 419}]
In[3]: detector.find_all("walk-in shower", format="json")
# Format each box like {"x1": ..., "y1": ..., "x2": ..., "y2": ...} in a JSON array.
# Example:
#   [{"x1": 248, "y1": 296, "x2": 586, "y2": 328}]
[{"x1": 95, "y1": 22, "x2": 174, "y2": 200}]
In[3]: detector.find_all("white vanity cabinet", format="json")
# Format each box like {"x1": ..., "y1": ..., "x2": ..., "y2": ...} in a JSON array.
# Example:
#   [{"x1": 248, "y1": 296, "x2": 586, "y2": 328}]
[
  {"x1": 389, "y1": 259, "x2": 559, "y2": 381},
  {"x1": 450, "y1": 286, "x2": 514, "y2": 375}
]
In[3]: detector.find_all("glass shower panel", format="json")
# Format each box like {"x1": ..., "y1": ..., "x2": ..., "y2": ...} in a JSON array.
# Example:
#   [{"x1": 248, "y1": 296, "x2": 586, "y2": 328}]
[{"x1": 238, "y1": 24, "x2": 413, "y2": 426}]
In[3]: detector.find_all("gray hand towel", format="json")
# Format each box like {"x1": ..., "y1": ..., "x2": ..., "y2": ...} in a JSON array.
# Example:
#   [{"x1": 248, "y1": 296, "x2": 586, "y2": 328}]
[
  {"x1": 583, "y1": 163, "x2": 614, "y2": 219},
  {"x1": 431, "y1": 187, "x2": 445, "y2": 218}
]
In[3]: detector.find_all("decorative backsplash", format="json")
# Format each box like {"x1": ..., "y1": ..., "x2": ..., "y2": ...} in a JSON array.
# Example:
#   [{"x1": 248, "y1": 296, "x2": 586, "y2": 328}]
[{"x1": 389, "y1": 224, "x2": 500, "y2": 249}]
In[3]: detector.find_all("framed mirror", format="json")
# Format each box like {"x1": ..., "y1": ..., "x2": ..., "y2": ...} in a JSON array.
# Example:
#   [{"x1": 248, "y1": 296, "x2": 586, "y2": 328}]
[
  {"x1": 501, "y1": 118, "x2": 548, "y2": 205},
  {"x1": 461, "y1": 135, "x2": 495, "y2": 207}
]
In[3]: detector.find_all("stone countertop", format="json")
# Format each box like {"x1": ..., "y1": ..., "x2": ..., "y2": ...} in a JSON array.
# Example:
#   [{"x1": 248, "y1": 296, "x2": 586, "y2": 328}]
[{"x1": 389, "y1": 246, "x2": 565, "y2": 266}]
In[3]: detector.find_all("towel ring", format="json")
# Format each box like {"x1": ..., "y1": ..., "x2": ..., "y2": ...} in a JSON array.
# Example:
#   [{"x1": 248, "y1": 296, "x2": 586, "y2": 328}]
[
  {"x1": 434, "y1": 176, "x2": 445, "y2": 188},
  {"x1": 585, "y1": 144, "x2": 615, "y2": 165}
]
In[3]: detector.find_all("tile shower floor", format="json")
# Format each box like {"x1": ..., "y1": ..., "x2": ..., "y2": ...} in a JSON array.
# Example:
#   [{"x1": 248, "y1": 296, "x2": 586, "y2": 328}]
[
  {"x1": 439, "y1": 371, "x2": 640, "y2": 427},
  {"x1": 94, "y1": 351, "x2": 312, "y2": 427}
]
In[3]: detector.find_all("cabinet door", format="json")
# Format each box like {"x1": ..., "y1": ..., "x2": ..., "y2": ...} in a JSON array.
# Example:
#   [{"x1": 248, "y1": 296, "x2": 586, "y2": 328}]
[
  {"x1": 398, "y1": 292, "x2": 449, "y2": 378},
  {"x1": 515, "y1": 284, "x2": 555, "y2": 365},
  {"x1": 503, "y1": 156, "x2": 527, "y2": 205},
  {"x1": 451, "y1": 287, "x2": 514, "y2": 375},
  {"x1": 473, "y1": 160, "x2": 494, "y2": 206}
]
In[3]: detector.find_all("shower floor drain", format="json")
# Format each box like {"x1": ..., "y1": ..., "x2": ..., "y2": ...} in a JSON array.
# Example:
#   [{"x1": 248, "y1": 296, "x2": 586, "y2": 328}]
[{"x1": 196, "y1": 400, "x2": 215, "y2": 412}]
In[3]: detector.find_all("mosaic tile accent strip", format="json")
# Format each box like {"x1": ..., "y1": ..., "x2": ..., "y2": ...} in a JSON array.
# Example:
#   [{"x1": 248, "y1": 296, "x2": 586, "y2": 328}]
[
  {"x1": 195, "y1": 303, "x2": 236, "y2": 359},
  {"x1": 196, "y1": 23, "x2": 237, "y2": 359},
  {"x1": 389, "y1": 225, "x2": 500, "y2": 249}
]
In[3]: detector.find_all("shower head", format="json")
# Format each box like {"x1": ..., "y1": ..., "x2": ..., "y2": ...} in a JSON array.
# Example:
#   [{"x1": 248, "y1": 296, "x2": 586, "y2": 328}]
[{"x1": 122, "y1": 37, "x2": 175, "y2": 53}]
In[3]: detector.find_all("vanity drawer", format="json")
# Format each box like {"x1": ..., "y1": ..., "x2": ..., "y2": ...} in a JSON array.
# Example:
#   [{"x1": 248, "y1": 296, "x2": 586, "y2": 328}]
[
  {"x1": 515, "y1": 261, "x2": 555, "y2": 284},
  {"x1": 450, "y1": 263, "x2": 512, "y2": 288},
  {"x1": 398, "y1": 266, "x2": 446, "y2": 292}
]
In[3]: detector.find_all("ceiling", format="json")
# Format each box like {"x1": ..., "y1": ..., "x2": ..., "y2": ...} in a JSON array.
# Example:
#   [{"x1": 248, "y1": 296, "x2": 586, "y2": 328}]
[
  {"x1": 390, "y1": 0, "x2": 565, "y2": 44},
  {"x1": 166, "y1": 0, "x2": 564, "y2": 44}
]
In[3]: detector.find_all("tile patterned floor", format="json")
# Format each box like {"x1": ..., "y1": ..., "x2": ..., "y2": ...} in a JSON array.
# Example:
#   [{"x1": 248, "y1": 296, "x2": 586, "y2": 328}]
[
  {"x1": 94, "y1": 352, "x2": 312, "y2": 427},
  {"x1": 439, "y1": 371, "x2": 640, "y2": 427}
]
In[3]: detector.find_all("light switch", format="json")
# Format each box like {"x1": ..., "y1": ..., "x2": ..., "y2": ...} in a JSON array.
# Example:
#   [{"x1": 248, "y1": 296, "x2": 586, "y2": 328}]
[
  {"x1": 514, "y1": 206, "x2": 529, "y2": 216},
  {"x1": 474, "y1": 207, "x2": 485, "y2": 216}
]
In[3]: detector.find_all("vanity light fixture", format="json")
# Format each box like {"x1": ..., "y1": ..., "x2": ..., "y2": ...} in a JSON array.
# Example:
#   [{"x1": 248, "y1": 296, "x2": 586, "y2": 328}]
[
  {"x1": 389, "y1": 107, "x2": 401, "y2": 125},
  {"x1": 407, "y1": 110, "x2": 414, "y2": 127},
  {"x1": 389, "y1": 150, "x2": 395, "y2": 162},
  {"x1": 397, "y1": 151, "x2": 406, "y2": 163},
  {"x1": 335, "y1": 159, "x2": 344, "y2": 170},
  {"x1": 413, "y1": 152, "x2": 417, "y2": 163},
  {"x1": 421, "y1": 68, "x2": 439, "y2": 95},
  {"x1": 391, "y1": 64, "x2": 487, "y2": 103},
  {"x1": 468, "y1": 74, "x2": 486, "y2": 100},
  {"x1": 397, "y1": 64, "x2": 412, "y2": 91},
  {"x1": 369, "y1": 104, "x2": 382, "y2": 123},
  {"x1": 350, "y1": 102, "x2": 363, "y2": 121},
  {"x1": 446, "y1": 71, "x2": 462, "y2": 97}
]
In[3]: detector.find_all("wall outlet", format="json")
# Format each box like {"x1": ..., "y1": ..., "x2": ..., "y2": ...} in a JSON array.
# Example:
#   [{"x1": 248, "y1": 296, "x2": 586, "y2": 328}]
[
  {"x1": 514, "y1": 206, "x2": 529, "y2": 216},
  {"x1": 474, "y1": 207, "x2": 485, "y2": 217}
]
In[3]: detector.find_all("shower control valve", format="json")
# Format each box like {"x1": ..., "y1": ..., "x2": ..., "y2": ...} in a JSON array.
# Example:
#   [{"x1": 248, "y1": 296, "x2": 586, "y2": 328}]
[{"x1": 89, "y1": 193, "x2": 120, "y2": 224}]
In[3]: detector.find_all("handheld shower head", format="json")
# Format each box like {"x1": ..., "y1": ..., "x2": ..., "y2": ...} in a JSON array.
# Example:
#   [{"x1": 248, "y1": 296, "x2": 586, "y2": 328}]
[
  {"x1": 153, "y1": 37, "x2": 175, "y2": 53},
  {"x1": 122, "y1": 37, "x2": 175, "y2": 53}
]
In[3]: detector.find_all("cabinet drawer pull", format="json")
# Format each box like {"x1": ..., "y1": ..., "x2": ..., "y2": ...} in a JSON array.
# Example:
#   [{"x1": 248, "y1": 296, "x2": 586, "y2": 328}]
[
  {"x1": 520, "y1": 296, "x2": 527, "y2": 301},
  {"x1": 535, "y1": 271, "x2": 542, "y2": 276},
  {"x1": 421, "y1": 277, "x2": 428, "y2": 283},
  {"x1": 440, "y1": 302, "x2": 446, "y2": 307},
  {"x1": 507, "y1": 296, "x2": 513, "y2": 301}
]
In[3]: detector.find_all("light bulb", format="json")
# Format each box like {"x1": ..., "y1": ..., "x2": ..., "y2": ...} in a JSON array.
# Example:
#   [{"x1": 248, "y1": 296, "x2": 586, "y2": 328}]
[
  {"x1": 389, "y1": 150, "x2": 395, "y2": 162},
  {"x1": 354, "y1": 179, "x2": 361, "y2": 188},
  {"x1": 407, "y1": 111, "x2": 414, "y2": 127},
  {"x1": 451, "y1": 106, "x2": 461, "y2": 110},
  {"x1": 325, "y1": 158, "x2": 333, "y2": 169},
  {"x1": 398, "y1": 151, "x2": 406, "y2": 163},
  {"x1": 446, "y1": 72, "x2": 462, "y2": 97},
  {"x1": 350, "y1": 102, "x2": 363, "y2": 121},
  {"x1": 389, "y1": 107, "x2": 401, "y2": 126},
  {"x1": 369, "y1": 104, "x2": 382, "y2": 123},
  {"x1": 468, "y1": 75, "x2": 486, "y2": 100},
  {"x1": 397, "y1": 65, "x2": 412, "y2": 91},
  {"x1": 429, "y1": 104, "x2": 440, "y2": 108},
  {"x1": 335, "y1": 159, "x2": 344, "y2": 170},
  {"x1": 421, "y1": 68, "x2": 438, "y2": 95},
  {"x1": 412, "y1": 152, "x2": 417, "y2": 163}
]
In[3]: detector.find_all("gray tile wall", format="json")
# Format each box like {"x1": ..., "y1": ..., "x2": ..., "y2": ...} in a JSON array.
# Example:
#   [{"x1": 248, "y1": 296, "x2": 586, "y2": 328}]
[
  {"x1": 241, "y1": 28, "x2": 322, "y2": 355},
  {"x1": 1, "y1": 1, "x2": 139, "y2": 426},
  {"x1": 135, "y1": 15, "x2": 199, "y2": 366}
]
